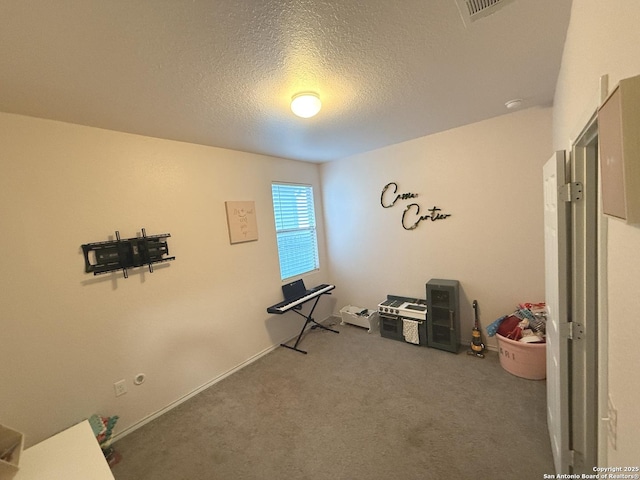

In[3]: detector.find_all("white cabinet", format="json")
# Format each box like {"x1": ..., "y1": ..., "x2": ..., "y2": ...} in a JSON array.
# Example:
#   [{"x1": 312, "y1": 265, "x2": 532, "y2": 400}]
[
  {"x1": 14, "y1": 421, "x2": 114, "y2": 480},
  {"x1": 598, "y1": 74, "x2": 640, "y2": 224}
]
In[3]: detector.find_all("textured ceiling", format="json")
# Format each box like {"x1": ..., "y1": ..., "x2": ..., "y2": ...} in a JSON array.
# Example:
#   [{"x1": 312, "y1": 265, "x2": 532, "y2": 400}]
[{"x1": 0, "y1": 0, "x2": 572, "y2": 162}]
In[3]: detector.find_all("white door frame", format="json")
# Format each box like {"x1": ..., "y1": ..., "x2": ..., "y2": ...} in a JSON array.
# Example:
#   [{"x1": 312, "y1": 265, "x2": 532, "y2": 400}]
[
  {"x1": 570, "y1": 116, "x2": 599, "y2": 471},
  {"x1": 550, "y1": 76, "x2": 610, "y2": 470},
  {"x1": 545, "y1": 120, "x2": 605, "y2": 472}
]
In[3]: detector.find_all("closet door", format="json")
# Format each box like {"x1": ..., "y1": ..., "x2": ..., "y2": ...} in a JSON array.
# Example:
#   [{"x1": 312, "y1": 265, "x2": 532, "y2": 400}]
[{"x1": 543, "y1": 150, "x2": 571, "y2": 473}]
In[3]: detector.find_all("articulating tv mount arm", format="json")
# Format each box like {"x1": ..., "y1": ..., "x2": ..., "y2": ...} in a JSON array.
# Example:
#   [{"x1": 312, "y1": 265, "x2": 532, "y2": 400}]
[{"x1": 82, "y1": 228, "x2": 175, "y2": 279}]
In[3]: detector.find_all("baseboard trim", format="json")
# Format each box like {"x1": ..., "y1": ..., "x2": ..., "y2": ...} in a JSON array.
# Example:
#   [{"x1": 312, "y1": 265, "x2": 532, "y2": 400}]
[{"x1": 112, "y1": 316, "x2": 332, "y2": 443}]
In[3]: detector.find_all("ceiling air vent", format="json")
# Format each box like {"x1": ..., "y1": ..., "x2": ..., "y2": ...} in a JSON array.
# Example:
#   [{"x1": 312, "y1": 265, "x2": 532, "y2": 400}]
[{"x1": 454, "y1": 0, "x2": 516, "y2": 27}]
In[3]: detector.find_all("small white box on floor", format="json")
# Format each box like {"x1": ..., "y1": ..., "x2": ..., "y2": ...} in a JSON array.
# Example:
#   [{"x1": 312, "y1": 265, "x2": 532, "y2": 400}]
[{"x1": 340, "y1": 305, "x2": 379, "y2": 333}]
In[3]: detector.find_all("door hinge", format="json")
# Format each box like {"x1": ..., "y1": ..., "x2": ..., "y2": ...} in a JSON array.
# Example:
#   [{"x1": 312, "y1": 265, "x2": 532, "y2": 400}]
[
  {"x1": 559, "y1": 182, "x2": 583, "y2": 202},
  {"x1": 573, "y1": 322, "x2": 584, "y2": 340},
  {"x1": 568, "y1": 449, "x2": 575, "y2": 468},
  {"x1": 561, "y1": 321, "x2": 584, "y2": 340},
  {"x1": 561, "y1": 322, "x2": 573, "y2": 340}
]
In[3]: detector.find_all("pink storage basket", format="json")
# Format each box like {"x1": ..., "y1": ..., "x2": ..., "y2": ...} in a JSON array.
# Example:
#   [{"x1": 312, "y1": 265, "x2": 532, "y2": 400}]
[{"x1": 496, "y1": 334, "x2": 546, "y2": 380}]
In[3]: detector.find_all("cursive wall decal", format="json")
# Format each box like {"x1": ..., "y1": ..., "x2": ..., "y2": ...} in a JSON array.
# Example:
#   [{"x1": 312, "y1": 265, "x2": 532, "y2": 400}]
[
  {"x1": 380, "y1": 182, "x2": 419, "y2": 208},
  {"x1": 402, "y1": 204, "x2": 451, "y2": 230},
  {"x1": 380, "y1": 182, "x2": 451, "y2": 230}
]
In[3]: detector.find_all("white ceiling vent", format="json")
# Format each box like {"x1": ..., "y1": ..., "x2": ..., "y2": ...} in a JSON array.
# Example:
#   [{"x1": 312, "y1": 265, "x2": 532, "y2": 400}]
[{"x1": 454, "y1": 0, "x2": 516, "y2": 27}]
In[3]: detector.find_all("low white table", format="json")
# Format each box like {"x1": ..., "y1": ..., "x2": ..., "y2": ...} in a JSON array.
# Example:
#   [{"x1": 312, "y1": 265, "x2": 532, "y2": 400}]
[{"x1": 14, "y1": 420, "x2": 114, "y2": 480}]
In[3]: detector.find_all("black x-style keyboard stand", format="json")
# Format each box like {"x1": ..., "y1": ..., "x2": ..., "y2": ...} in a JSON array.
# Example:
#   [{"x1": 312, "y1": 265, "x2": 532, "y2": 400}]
[{"x1": 280, "y1": 293, "x2": 339, "y2": 354}]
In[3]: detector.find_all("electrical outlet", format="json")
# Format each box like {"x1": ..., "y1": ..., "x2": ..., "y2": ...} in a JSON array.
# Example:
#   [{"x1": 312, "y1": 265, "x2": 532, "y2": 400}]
[
  {"x1": 608, "y1": 394, "x2": 617, "y2": 450},
  {"x1": 114, "y1": 379, "x2": 127, "y2": 397}
]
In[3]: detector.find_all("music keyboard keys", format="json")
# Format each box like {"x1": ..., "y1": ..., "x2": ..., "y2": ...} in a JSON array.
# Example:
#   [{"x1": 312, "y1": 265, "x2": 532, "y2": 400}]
[
  {"x1": 265, "y1": 283, "x2": 338, "y2": 354},
  {"x1": 267, "y1": 284, "x2": 334, "y2": 314}
]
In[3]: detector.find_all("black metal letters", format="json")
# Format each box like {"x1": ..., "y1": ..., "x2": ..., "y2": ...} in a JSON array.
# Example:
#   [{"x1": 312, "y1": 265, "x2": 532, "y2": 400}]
[
  {"x1": 381, "y1": 182, "x2": 451, "y2": 231},
  {"x1": 380, "y1": 182, "x2": 419, "y2": 208},
  {"x1": 402, "y1": 204, "x2": 451, "y2": 230}
]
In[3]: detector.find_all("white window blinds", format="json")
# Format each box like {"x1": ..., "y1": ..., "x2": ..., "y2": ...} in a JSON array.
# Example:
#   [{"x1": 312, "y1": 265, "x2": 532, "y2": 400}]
[{"x1": 271, "y1": 183, "x2": 319, "y2": 280}]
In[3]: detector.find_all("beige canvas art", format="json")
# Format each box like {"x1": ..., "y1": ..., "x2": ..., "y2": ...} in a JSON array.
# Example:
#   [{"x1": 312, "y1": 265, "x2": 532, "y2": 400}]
[{"x1": 225, "y1": 201, "x2": 258, "y2": 244}]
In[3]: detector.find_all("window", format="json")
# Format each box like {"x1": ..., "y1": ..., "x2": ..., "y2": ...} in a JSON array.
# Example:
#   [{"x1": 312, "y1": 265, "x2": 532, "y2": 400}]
[{"x1": 271, "y1": 183, "x2": 319, "y2": 280}]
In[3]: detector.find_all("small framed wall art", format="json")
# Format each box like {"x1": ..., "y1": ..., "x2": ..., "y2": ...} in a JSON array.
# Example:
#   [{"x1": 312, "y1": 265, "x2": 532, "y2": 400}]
[{"x1": 225, "y1": 201, "x2": 258, "y2": 244}]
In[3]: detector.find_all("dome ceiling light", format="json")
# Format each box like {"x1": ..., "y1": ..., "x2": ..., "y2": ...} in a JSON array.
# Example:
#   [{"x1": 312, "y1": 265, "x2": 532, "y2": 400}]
[
  {"x1": 291, "y1": 92, "x2": 321, "y2": 118},
  {"x1": 505, "y1": 98, "x2": 523, "y2": 110}
]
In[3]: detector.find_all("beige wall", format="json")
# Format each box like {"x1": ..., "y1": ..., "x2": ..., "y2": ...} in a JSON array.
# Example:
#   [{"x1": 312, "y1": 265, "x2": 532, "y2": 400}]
[
  {"x1": 0, "y1": 106, "x2": 554, "y2": 449},
  {"x1": 7, "y1": 4, "x2": 639, "y2": 464},
  {"x1": 553, "y1": 0, "x2": 640, "y2": 465},
  {"x1": 0, "y1": 112, "x2": 333, "y2": 446},
  {"x1": 321, "y1": 106, "x2": 553, "y2": 348}
]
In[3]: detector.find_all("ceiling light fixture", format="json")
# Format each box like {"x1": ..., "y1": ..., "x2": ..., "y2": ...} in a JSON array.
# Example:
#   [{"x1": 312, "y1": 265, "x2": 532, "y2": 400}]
[
  {"x1": 291, "y1": 92, "x2": 321, "y2": 118},
  {"x1": 505, "y1": 99, "x2": 523, "y2": 110}
]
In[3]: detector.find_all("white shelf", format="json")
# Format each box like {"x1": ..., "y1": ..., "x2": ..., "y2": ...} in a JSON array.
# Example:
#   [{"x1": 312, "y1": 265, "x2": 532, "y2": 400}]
[{"x1": 14, "y1": 420, "x2": 114, "y2": 480}]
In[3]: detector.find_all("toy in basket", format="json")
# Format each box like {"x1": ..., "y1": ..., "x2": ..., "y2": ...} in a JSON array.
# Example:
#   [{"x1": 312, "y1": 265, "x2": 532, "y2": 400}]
[
  {"x1": 89, "y1": 414, "x2": 121, "y2": 466},
  {"x1": 487, "y1": 303, "x2": 547, "y2": 380}
]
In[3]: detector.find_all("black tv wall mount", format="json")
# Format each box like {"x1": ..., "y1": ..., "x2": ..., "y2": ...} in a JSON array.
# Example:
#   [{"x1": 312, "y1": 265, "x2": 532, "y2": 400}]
[{"x1": 82, "y1": 228, "x2": 175, "y2": 278}]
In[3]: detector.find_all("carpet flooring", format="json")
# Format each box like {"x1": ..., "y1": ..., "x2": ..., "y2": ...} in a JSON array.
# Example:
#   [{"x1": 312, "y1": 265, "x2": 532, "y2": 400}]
[{"x1": 111, "y1": 318, "x2": 554, "y2": 480}]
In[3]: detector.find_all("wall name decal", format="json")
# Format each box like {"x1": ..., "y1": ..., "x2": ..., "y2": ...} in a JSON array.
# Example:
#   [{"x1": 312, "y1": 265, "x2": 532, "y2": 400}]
[
  {"x1": 402, "y1": 204, "x2": 451, "y2": 230},
  {"x1": 380, "y1": 182, "x2": 451, "y2": 231},
  {"x1": 380, "y1": 182, "x2": 418, "y2": 208}
]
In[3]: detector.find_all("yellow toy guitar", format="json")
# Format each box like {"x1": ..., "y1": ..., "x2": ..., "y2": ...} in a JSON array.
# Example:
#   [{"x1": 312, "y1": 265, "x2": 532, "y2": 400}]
[{"x1": 468, "y1": 300, "x2": 485, "y2": 358}]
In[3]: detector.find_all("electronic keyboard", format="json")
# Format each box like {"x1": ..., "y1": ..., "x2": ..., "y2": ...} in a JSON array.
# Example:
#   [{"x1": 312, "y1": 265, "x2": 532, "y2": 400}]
[{"x1": 267, "y1": 284, "x2": 335, "y2": 314}]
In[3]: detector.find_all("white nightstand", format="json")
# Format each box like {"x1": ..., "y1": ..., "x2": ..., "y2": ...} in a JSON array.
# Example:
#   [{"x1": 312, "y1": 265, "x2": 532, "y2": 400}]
[{"x1": 14, "y1": 420, "x2": 114, "y2": 480}]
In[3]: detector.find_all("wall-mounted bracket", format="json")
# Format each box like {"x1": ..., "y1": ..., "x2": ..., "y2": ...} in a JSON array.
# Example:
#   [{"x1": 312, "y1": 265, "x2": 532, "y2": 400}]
[{"x1": 82, "y1": 228, "x2": 175, "y2": 278}]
